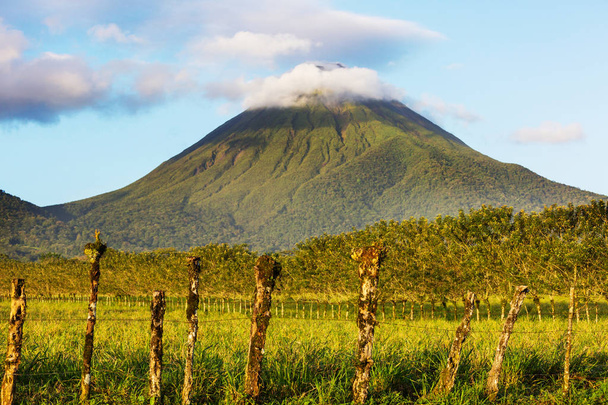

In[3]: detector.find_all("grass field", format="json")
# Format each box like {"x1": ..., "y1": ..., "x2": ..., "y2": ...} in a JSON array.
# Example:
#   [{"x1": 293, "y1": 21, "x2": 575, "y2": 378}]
[{"x1": 1, "y1": 299, "x2": 608, "y2": 404}]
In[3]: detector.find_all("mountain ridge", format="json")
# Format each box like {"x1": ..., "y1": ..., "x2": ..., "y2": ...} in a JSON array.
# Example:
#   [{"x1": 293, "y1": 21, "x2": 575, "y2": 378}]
[{"x1": 2, "y1": 99, "x2": 605, "y2": 258}]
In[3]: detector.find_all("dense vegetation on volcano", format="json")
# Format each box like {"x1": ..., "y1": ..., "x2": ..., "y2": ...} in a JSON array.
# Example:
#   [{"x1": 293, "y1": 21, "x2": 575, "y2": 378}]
[{"x1": 1, "y1": 100, "x2": 604, "y2": 259}]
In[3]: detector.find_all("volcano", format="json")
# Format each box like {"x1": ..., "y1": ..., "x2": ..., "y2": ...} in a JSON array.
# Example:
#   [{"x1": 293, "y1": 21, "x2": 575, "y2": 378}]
[{"x1": 3, "y1": 99, "x2": 604, "y2": 256}]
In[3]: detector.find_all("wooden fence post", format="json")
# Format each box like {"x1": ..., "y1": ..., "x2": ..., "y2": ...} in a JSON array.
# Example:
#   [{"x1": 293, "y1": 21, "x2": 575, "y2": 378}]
[
  {"x1": 431, "y1": 291, "x2": 476, "y2": 397},
  {"x1": 1, "y1": 279, "x2": 27, "y2": 405},
  {"x1": 485, "y1": 286, "x2": 529, "y2": 401},
  {"x1": 149, "y1": 291, "x2": 166, "y2": 405},
  {"x1": 563, "y1": 285, "x2": 576, "y2": 395},
  {"x1": 244, "y1": 255, "x2": 281, "y2": 401},
  {"x1": 533, "y1": 295, "x2": 542, "y2": 321},
  {"x1": 484, "y1": 296, "x2": 491, "y2": 320},
  {"x1": 351, "y1": 245, "x2": 385, "y2": 405},
  {"x1": 80, "y1": 230, "x2": 107, "y2": 403},
  {"x1": 182, "y1": 257, "x2": 201, "y2": 405}
]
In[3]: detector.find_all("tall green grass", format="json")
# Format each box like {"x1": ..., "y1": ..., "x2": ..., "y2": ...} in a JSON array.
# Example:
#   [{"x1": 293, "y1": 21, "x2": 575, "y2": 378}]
[{"x1": 0, "y1": 300, "x2": 607, "y2": 404}]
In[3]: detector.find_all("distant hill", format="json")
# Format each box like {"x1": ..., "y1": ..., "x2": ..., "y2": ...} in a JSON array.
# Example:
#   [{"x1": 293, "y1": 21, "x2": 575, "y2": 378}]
[
  {"x1": 1, "y1": 99, "x2": 605, "y2": 258},
  {"x1": 0, "y1": 190, "x2": 76, "y2": 259}
]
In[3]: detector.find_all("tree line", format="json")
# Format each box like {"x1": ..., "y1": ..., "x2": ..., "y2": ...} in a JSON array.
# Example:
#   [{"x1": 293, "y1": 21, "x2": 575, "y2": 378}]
[{"x1": 1, "y1": 201, "x2": 607, "y2": 309}]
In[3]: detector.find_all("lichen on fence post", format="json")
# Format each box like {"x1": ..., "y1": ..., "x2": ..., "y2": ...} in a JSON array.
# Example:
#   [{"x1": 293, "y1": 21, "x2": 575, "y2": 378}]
[
  {"x1": 1, "y1": 279, "x2": 27, "y2": 405},
  {"x1": 431, "y1": 291, "x2": 476, "y2": 397},
  {"x1": 244, "y1": 255, "x2": 281, "y2": 401},
  {"x1": 80, "y1": 230, "x2": 107, "y2": 403},
  {"x1": 485, "y1": 286, "x2": 529, "y2": 401},
  {"x1": 351, "y1": 244, "x2": 385, "y2": 405},
  {"x1": 149, "y1": 291, "x2": 166, "y2": 405},
  {"x1": 182, "y1": 256, "x2": 201, "y2": 405}
]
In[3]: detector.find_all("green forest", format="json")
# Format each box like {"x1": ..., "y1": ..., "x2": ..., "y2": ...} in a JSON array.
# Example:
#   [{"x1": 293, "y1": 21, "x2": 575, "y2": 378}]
[{"x1": 2, "y1": 201, "x2": 607, "y2": 307}]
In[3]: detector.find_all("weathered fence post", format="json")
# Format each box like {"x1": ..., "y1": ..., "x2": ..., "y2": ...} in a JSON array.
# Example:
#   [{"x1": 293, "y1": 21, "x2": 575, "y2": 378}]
[
  {"x1": 500, "y1": 298, "x2": 507, "y2": 320},
  {"x1": 563, "y1": 285, "x2": 576, "y2": 395},
  {"x1": 595, "y1": 301, "x2": 599, "y2": 323},
  {"x1": 244, "y1": 255, "x2": 281, "y2": 401},
  {"x1": 484, "y1": 296, "x2": 491, "y2": 320},
  {"x1": 533, "y1": 295, "x2": 542, "y2": 321},
  {"x1": 182, "y1": 257, "x2": 201, "y2": 405},
  {"x1": 1, "y1": 279, "x2": 27, "y2": 405},
  {"x1": 80, "y1": 230, "x2": 107, "y2": 403},
  {"x1": 431, "y1": 291, "x2": 476, "y2": 397},
  {"x1": 351, "y1": 245, "x2": 385, "y2": 405},
  {"x1": 485, "y1": 286, "x2": 529, "y2": 401},
  {"x1": 149, "y1": 291, "x2": 166, "y2": 405}
]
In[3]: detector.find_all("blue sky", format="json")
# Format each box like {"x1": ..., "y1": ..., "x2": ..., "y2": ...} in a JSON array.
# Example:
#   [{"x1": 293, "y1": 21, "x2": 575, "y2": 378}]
[{"x1": 1, "y1": 0, "x2": 607, "y2": 206}]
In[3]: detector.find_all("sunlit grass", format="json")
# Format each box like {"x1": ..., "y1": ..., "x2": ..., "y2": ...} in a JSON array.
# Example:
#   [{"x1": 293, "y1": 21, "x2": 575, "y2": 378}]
[{"x1": 0, "y1": 299, "x2": 607, "y2": 404}]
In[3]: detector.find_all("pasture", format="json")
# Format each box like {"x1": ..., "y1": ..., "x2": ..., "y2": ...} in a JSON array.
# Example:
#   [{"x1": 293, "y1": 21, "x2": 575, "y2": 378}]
[{"x1": 1, "y1": 297, "x2": 607, "y2": 404}]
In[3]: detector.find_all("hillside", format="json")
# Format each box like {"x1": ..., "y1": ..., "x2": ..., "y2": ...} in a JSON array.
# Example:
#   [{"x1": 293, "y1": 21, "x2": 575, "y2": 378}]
[
  {"x1": 20, "y1": 99, "x2": 599, "y2": 255},
  {"x1": 0, "y1": 190, "x2": 76, "y2": 259}
]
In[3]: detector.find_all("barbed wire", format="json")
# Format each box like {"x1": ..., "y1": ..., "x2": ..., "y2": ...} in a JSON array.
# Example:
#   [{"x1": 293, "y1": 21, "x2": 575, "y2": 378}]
[
  {"x1": 8, "y1": 316, "x2": 250, "y2": 324},
  {"x1": 8, "y1": 364, "x2": 608, "y2": 379},
  {"x1": 2, "y1": 313, "x2": 607, "y2": 335},
  {"x1": 10, "y1": 369, "x2": 608, "y2": 379},
  {"x1": 2, "y1": 303, "x2": 608, "y2": 335}
]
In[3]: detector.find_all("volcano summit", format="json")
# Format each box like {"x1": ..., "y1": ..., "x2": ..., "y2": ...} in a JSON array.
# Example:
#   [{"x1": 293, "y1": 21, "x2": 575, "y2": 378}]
[{"x1": 31, "y1": 98, "x2": 599, "y2": 254}]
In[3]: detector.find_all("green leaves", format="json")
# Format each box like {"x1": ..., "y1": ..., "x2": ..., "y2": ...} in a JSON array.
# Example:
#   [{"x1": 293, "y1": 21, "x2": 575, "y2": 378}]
[{"x1": 282, "y1": 202, "x2": 608, "y2": 303}]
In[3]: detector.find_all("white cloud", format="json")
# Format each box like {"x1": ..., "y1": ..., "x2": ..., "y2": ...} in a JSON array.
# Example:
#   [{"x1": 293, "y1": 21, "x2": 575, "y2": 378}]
[
  {"x1": 88, "y1": 23, "x2": 144, "y2": 44},
  {"x1": 409, "y1": 94, "x2": 481, "y2": 124},
  {"x1": 199, "y1": 0, "x2": 443, "y2": 41},
  {"x1": 134, "y1": 65, "x2": 198, "y2": 101},
  {"x1": 0, "y1": 21, "x2": 108, "y2": 123},
  {"x1": 0, "y1": 51, "x2": 109, "y2": 122},
  {"x1": 511, "y1": 122, "x2": 585, "y2": 144},
  {"x1": 0, "y1": 19, "x2": 28, "y2": 64},
  {"x1": 206, "y1": 62, "x2": 404, "y2": 109},
  {"x1": 43, "y1": 16, "x2": 65, "y2": 34},
  {"x1": 98, "y1": 59, "x2": 201, "y2": 109},
  {"x1": 168, "y1": 0, "x2": 444, "y2": 67},
  {"x1": 0, "y1": 2, "x2": 448, "y2": 123},
  {"x1": 0, "y1": 20, "x2": 195, "y2": 123},
  {"x1": 189, "y1": 31, "x2": 316, "y2": 66}
]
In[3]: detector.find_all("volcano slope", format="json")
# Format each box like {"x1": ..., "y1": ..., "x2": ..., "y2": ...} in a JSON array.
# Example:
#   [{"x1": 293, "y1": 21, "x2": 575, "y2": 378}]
[{"x1": 44, "y1": 99, "x2": 602, "y2": 253}]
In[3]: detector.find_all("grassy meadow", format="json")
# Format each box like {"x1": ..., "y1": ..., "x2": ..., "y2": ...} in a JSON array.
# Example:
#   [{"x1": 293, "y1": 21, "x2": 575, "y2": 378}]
[{"x1": 1, "y1": 298, "x2": 608, "y2": 404}]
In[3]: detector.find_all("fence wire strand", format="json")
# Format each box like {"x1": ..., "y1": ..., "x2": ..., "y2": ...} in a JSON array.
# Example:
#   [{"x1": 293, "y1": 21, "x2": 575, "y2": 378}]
[{"x1": 1, "y1": 310, "x2": 606, "y2": 335}]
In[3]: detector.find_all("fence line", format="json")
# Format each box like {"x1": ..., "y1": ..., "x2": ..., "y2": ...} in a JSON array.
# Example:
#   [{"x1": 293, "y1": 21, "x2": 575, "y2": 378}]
[
  {"x1": 1, "y1": 310, "x2": 606, "y2": 334},
  {"x1": 2, "y1": 265, "x2": 608, "y2": 403},
  {"x1": 10, "y1": 367, "x2": 608, "y2": 379},
  {"x1": 4, "y1": 296, "x2": 607, "y2": 320},
  {"x1": 2, "y1": 299, "x2": 608, "y2": 402}
]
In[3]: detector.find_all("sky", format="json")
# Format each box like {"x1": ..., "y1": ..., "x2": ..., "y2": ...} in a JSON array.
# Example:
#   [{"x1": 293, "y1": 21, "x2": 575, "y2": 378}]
[{"x1": 1, "y1": 0, "x2": 607, "y2": 207}]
